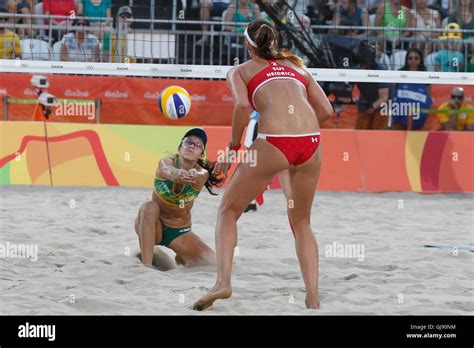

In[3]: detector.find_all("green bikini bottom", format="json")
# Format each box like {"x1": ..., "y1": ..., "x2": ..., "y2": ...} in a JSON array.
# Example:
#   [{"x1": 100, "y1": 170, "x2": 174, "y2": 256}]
[{"x1": 159, "y1": 223, "x2": 191, "y2": 247}]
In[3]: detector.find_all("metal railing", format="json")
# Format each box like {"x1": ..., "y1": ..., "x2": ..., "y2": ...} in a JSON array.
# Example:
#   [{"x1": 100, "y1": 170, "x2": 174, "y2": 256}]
[{"x1": 1, "y1": 13, "x2": 473, "y2": 68}]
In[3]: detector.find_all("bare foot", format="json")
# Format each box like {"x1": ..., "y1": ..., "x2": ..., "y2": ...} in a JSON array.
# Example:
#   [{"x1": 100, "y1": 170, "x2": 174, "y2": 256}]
[
  {"x1": 305, "y1": 295, "x2": 320, "y2": 309},
  {"x1": 193, "y1": 286, "x2": 232, "y2": 311}
]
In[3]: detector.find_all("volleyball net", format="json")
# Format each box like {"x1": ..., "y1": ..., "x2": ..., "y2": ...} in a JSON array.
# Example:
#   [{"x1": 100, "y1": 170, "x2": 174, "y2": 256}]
[
  {"x1": 1, "y1": 59, "x2": 473, "y2": 130},
  {"x1": 1, "y1": 0, "x2": 474, "y2": 69}
]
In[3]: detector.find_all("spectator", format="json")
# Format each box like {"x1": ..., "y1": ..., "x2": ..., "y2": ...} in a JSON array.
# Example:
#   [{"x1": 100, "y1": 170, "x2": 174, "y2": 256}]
[
  {"x1": 400, "y1": 0, "x2": 411, "y2": 8},
  {"x1": 354, "y1": 43, "x2": 390, "y2": 129},
  {"x1": 399, "y1": 47, "x2": 430, "y2": 73},
  {"x1": 333, "y1": 0, "x2": 368, "y2": 36},
  {"x1": 0, "y1": 9, "x2": 21, "y2": 58},
  {"x1": 15, "y1": 0, "x2": 34, "y2": 36},
  {"x1": 0, "y1": 0, "x2": 14, "y2": 32},
  {"x1": 0, "y1": 0, "x2": 13, "y2": 12},
  {"x1": 391, "y1": 48, "x2": 433, "y2": 130},
  {"x1": 43, "y1": 0, "x2": 77, "y2": 42},
  {"x1": 103, "y1": 5, "x2": 135, "y2": 63},
  {"x1": 437, "y1": 87, "x2": 474, "y2": 130},
  {"x1": 306, "y1": 1, "x2": 334, "y2": 34},
  {"x1": 435, "y1": 22, "x2": 465, "y2": 72},
  {"x1": 427, "y1": 0, "x2": 449, "y2": 19},
  {"x1": 357, "y1": 0, "x2": 379, "y2": 14},
  {"x1": 448, "y1": 0, "x2": 474, "y2": 39},
  {"x1": 224, "y1": 0, "x2": 261, "y2": 33},
  {"x1": 44, "y1": 0, "x2": 76, "y2": 22},
  {"x1": 196, "y1": 0, "x2": 229, "y2": 44},
  {"x1": 77, "y1": 0, "x2": 112, "y2": 39},
  {"x1": 336, "y1": 18, "x2": 359, "y2": 35},
  {"x1": 372, "y1": 40, "x2": 391, "y2": 69},
  {"x1": 60, "y1": 18, "x2": 100, "y2": 62},
  {"x1": 375, "y1": 0, "x2": 413, "y2": 53},
  {"x1": 410, "y1": 0, "x2": 440, "y2": 53}
]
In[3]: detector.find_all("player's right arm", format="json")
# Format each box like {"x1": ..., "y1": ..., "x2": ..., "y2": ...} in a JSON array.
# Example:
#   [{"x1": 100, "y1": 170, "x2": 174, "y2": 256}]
[{"x1": 157, "y1": 157, "x2": 196, "y2": 184}]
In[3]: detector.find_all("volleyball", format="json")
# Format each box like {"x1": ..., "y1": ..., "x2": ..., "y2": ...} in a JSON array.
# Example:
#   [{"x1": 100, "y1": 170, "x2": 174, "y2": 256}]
[{"x1": 158, "y1": 86, "x2": 191, "y2": 120}]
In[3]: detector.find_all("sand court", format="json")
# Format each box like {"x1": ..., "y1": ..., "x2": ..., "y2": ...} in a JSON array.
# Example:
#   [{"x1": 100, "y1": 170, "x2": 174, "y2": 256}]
[{"x1": 0, "y1": 186, "x2": 472, "y2": 315}]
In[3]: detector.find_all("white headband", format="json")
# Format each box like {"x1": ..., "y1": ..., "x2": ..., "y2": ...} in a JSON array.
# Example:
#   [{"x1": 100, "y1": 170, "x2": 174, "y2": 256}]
[{"x1": 244, "y1": 27, "x2": 257, "y2": 48}]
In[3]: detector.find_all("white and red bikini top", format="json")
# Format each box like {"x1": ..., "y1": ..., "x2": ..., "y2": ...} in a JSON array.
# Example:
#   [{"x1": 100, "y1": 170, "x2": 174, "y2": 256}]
[{"x1": 247, "y1": 59, "x2": 309, "y2": 110}]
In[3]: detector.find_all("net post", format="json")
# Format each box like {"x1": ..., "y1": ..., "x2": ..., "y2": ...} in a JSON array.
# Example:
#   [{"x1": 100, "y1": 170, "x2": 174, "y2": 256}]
[
  {"x1": 387, "y1": 104, "x2": 392, "y2": 129},
  {"x1": 95, "y1": 98, "x2": 101, "y2": 124},
  {"x1": 3, "y1": 96, "x2": 8, "y2": 120},
  {"x1": 210, "y1": 23, "x2": 215, "y2": 65}
]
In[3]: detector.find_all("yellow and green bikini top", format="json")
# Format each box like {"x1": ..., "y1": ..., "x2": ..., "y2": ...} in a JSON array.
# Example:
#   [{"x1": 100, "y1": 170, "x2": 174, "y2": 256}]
[{"x1": 154, "y1": 157, "x2": 201, "y2": 206}]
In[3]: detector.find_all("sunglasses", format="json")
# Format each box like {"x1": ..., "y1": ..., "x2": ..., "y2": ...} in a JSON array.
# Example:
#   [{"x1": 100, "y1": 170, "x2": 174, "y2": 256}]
[
  {"x1": 451, "y1": 95, "x2": 463, "y2": 100},
  {"x1": 182, "y1": 139, "x2": 204, "y2": 149},
  {"x1": 120, "y1": 14, "x2": 131, "y2": 19}
]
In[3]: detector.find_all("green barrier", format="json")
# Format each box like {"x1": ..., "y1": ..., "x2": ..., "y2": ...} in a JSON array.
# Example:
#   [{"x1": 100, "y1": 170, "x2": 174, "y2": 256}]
[
  {"x1": 421, "y1": 108, "x2": 474, "y2": 114},
  {"x1": 6, "y1": 98, "x2": 96, "y2": 105},
  {"x1": 5, "y1": 98, "x2": 472, "y2": 116},
  {"x1": 3, "y1": 96, "x2": 101, "y2": 123}
]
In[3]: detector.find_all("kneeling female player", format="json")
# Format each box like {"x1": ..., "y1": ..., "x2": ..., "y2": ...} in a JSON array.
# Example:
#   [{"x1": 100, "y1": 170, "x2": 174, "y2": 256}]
[{"x1": 134, "y1": 128, "x2": 223, "y2": 268}]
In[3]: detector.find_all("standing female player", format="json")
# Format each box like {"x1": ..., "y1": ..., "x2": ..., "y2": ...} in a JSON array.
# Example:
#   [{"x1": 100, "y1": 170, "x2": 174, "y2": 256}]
[
  {"x1": 194, "y1": 19, "x2": 333, "y2": 310},
  {"x1": 135, "y1": 128, "x2": 223, "y2": 268}
]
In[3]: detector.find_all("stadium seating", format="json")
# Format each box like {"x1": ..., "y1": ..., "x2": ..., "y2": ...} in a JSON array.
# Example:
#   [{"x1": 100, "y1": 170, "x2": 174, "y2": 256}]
[
  {"x1": 52, "y1": 41, "x2": 62, "y2": 61},
  {"x1": 21, "y1": 39, "x2": 51, "y2": 61},
  {"x1": 425, "y1": 52, "x2": 438, "y2": 71},
  {"x1": 390, "y1": 50, "x2": 407, "y2": 70}
]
